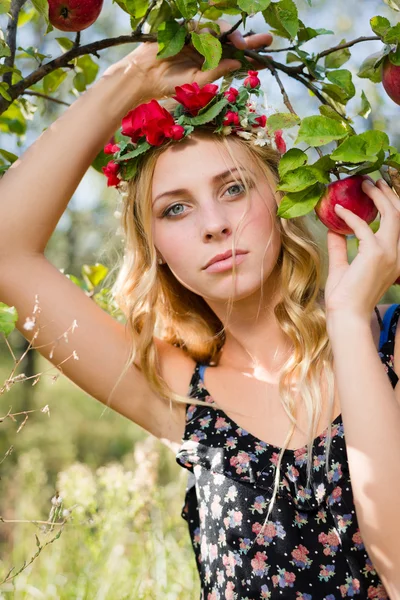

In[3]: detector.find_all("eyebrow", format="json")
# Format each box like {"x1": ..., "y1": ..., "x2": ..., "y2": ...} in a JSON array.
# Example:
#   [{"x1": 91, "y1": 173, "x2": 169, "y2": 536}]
[{"x1": 152, "y1": 167, "x2": 256, "y2": 206}]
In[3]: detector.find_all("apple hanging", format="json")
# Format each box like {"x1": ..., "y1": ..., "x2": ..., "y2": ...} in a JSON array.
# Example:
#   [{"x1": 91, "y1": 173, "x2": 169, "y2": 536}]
[
  {"x1": 382, "y1": 53, "x2": 400, "y2": 106},
  {"x1": 48, "y1": 0, "x2": 104, "y2": 32}
]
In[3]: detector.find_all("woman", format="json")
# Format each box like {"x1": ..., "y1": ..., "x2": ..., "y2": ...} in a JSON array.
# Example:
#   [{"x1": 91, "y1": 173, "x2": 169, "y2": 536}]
[{"x1": 0, "y1": 19, "x2": 399, "y2": 599}]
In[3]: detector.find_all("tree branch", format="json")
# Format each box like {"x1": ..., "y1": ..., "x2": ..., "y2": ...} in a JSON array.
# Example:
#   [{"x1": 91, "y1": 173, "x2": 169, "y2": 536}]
[
  {"x1": 22, "y1": 91, "x2": 71, "y2": 106},
  {"x1": 314, "y1": 35, "x2": 380, "y2": 62},
  {"x1": 3, "y1": 0, "x2": 29, "y2": 88}
]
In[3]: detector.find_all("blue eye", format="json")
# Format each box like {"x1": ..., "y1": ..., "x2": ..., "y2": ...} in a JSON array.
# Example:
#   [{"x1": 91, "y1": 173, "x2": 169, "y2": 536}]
[{"x1": 161, "y1": 182, "x2": 247, "y2": 219}]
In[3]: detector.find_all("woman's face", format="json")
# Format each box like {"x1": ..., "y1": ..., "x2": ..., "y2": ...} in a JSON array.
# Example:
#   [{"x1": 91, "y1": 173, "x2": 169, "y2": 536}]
[{"x1": 151, "y1": 135, "x2": 282, "y2": 304}]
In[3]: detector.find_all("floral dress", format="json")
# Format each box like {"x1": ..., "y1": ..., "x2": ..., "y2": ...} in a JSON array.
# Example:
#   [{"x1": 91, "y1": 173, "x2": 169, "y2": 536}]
[{"x1": 175, "y1": 303, "x2": 400, "y2": 600}]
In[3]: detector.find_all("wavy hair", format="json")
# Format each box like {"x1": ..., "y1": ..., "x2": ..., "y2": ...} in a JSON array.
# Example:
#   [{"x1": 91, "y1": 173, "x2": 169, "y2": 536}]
[{"x1": 107, "y1": 101, "x2": 336, "y2": 542}]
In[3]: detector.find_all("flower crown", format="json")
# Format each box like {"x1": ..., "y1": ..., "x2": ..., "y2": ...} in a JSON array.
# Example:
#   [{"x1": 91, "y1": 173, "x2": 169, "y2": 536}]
[{"x1": 102, "y1": 70, "x2": 287, "y2": 188}]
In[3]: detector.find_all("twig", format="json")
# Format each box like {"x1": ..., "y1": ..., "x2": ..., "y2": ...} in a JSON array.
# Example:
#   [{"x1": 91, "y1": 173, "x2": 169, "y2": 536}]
[
  {"x1": 219, "y1": 17, "x2": 244, "y2": 45},
  {"x1": 133, "y1": 0, "x2": 159, "y2": 36},
  {"x1": 314, "y1": 35, "x2": 380, "y2": 62},
  {"x1": 22, "y1": 91, "x2": 71, "y2": 106}
]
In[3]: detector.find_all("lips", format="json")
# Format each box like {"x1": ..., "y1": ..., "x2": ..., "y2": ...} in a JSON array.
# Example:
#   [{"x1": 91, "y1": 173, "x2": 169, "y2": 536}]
[{"x1": 203, "y1": 249, "x2": 248, "y2": 270}]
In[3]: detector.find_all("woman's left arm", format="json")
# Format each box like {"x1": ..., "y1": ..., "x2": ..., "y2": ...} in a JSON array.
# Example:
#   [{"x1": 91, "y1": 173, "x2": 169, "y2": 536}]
[
  {"x1": 325, "y1": 178, "x2": 400, "y2": 598},
  {"x1": 327, "y1": 312, "x2": 400, "y2": 599}
]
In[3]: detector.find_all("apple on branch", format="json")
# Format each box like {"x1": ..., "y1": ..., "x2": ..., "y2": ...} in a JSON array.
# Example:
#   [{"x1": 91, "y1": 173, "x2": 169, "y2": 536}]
[
  {"x1": 48, "y1": 0, "x2": 104, "y2": 32},
  {"x1": 382, "y1": 52, "x2": 400, "y2": 106},
  {"x1": 315, "y1": 174, "x2": 378, "y2": 236}
]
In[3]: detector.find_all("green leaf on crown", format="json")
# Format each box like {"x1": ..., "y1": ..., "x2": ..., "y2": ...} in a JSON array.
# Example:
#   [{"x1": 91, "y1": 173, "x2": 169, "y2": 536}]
[
  {"x1": 266, "y1": 112, "x2": 300, "y2": 133},
  {"x1": 117, "y1": 141, "x2": 152, "y2": 161},
  {"x1": 277, "y1": 182, "x2": 326, "y2": 219},
  {"x1": 324, "y1": 39, "x2": 351, "y2": 69},
  {"x1": 278, "y1": 148, "x2": 308, "y2": 179},
  {"x1": 276, "y1": 165, "x2": 330, "y2": 193},
  {"x1": 157, "y1": 20, "x2": 187, "y2": 59},
  {"x1": 297, "y1": 20, "x2": 334, "y2": 43},
  {"x1": 181, "y1": 97, "x2": 228, "y2": 125},
  {"x1": 357, "y1": 48, "x2": 392, "y2": 83},
  {"x1": 191, "y1": 31, "x2": 222, "y2": 71},
  {"x1": 383, "y1": 22, "x2": 400, "y2": 43},
  {"x1": 295, "y1": 115, "x2": 348, "y2": 146}
]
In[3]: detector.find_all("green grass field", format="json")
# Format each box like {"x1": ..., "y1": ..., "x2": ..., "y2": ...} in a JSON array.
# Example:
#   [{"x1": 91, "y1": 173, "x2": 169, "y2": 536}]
[{"x1": 0, "y1": 348, "x2": 199, "y2": 599}]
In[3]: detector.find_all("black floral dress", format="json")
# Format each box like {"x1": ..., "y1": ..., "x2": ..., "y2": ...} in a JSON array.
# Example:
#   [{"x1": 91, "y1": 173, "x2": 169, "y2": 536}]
[{"x1": 175, "y1": 303, "x2": 400, "y2": 600}]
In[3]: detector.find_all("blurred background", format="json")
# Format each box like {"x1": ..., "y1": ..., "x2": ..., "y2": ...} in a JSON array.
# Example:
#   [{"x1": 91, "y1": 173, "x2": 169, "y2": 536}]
[{"x1": 1, "y1": 0, "x2": 400, "y2": 597}]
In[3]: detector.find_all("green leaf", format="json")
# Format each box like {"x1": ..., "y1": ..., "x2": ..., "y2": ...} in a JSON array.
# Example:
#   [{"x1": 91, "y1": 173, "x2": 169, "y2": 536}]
[
  {"x1": 325, "y1": 69, "x2": 355, "y2": 100},
  {"x1": 295, "y1": 115, "x2": 348, "y2": 147},
  {"x1": 324, "y1": 39, "x2": 351, "y2": 69},
  {"x1": 383, "y1": 0, "x2": 400, "y2": 9},
  {"x1": 370, "y1": 16, "x2": 391, "y2": 38},
  {"x1": 191, "y1": 31, "x2": 222, "y2": 71},
  {"x1": 31, "y1": 0, "x2": 53, "y2": 32},
  {"x1": 117, "y1": 141, "x2": 152, "y2": 161},
  {"x1": 55, "y1": 37, "x2": 74, "y2": 51},
  {"x1": 147, "y1": 1, "x2": 172, "y2": 33},
  {"x1": 73, "y1": 72, "x2": 87, "y2": 93},
  {"x1": 266, "y1": 112, "x2": 300, "y2": 133},
  {"x1": 43, "y1": 68, "x2": 68, "y2": 94},
  {"x1": 119, "y1": 0, "x2": 149, "y2": 18},
  {"x1": 276, "y1": 165, "x2": 330, "y2": 192},
  {"x1": 198, "y1": 21, "x2": 221, "y2": 34},
  {"x1": 321, "y1": 83, "x2": 349, "y2": 105},
  {"x1": 81, "y1": 264, "x2": 109, "y2": 291},
  {"x1": 157, "y1": 20, "x2": 186, "y2": 59},
  {"x1": 182, "y1": 97, "x2": 228, "y2": 125},
  {"x1": 358, "y1": 90, "x2": 372, "y2": 119},
  {"x1": 0, "y1": 82, "x2": 11, "y2": 101},
  {"x1": 278, "y1": 148, "x2": 308, "y2": 179},
  {"x1": 0, "y1": 38, "x2": 11, "y2": 59},
  {"x1": 262, "y1": 0, "x2": 298, "y2": 39},
  {"x1": 16, "y1": 46, "x2": 52, "y2": 62},
  {"x1": 237, "y1": 0, "x2": 271, "y2": 15},
  {"x1": 383, "y1": 22, "x2": 400, "y2": 44},
  {"x1": 0, "y1": 302, "x2": 18, "y2": 337},
  {"x1": 297, "y1": 21, "x2": 333, "y2": 43},
  {"x1": 330, "y1": 130, "x2": 390, "y2": 163},
  {"x1": 75, "y1": 55, "x2": 99, "y2": 86},
  {"x1": 277, "y1": 182, "x2": 326, "y2": 219},
  {"x1": 0, "y1": 0, "x2": 11, "y2": 14},
  {"x1": 0, "y1": 99, "x2": 28, "y2": 135},
  {"x1": 175, "y1": 0, "x2": 198, "y2": 19},
  {"x1": 318, "y1": 105, "x2": 355, "y2": 135},
  {"x1": 0, "y1": 148, "x2": 18, "y2": 163}
]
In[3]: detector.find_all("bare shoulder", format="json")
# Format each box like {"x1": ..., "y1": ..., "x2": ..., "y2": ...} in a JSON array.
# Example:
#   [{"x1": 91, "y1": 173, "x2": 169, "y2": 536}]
[{"x1": 153, "y1": 338, "x2": 197, "y2": 448}]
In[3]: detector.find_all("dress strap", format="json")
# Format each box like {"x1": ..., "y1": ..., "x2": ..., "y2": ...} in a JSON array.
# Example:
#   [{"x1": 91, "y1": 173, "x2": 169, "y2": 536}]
[
  {"x1": 198, "y1": 363, "x2": 208, "y2": 382},
  {"x1": 379, "y1": 303, "x2": 400, "y2": 350}
]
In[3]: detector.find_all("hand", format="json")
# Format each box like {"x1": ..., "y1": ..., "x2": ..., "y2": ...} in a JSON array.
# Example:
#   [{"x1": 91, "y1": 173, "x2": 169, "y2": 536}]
[
  {"x1": 325, "y1": 178, "x2": 400, "y2": 323},
  {"x1": 116, "y1": 19, "x2": 273, "y2": 101}
]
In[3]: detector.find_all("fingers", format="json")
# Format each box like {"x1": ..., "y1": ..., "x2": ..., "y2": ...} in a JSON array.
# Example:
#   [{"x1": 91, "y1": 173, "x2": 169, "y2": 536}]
[{"x1": 362, "y1": 178, "x2": 400, "y2": 250}]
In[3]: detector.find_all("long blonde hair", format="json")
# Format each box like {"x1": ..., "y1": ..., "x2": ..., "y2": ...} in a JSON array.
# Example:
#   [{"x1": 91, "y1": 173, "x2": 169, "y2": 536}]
[{"x1": 108, "y1": 107, "x2": 336, "y2": 536}]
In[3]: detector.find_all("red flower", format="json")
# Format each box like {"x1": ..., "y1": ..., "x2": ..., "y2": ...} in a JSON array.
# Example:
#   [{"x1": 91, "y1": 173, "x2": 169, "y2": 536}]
[
  {"x1": 223, "y1": 111, "x2": 240, "y2": 126},
  {"x1": 224, "y1": 87, "x2": 239, "y2": 103},
  {"x1": 173, "y1": 82, "x2": 219, "y2": 116},
  {"x1": 121, "y1": 99, "x2": 176, "y2": 146},
  {"x1": 170, "y1": 124, "x2": 185, "y2": 140},
  {"x1": 102, "y1": 160, "x2": 121, "y2": 187},
  {"x1": 243, "y1": 70, "x2": 261, "y2": 89},
  {"x1": 254, "y1": 114, "x2": 267, "y2": 128},
  {"x1": 274, "y1": 130, "x2": 286, "y2": 154},
  {"x1": 104, "y1": 142, "x2": 120, "y2": 154}
]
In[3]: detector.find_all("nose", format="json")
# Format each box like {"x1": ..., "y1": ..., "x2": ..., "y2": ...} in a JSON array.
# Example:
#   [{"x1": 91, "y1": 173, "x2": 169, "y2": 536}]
[{"x1": 201, "y1": 205, "x2": 233, "y2": 242}]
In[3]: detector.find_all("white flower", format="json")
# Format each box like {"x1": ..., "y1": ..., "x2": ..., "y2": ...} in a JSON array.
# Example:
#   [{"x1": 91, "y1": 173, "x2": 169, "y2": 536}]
[
  {"x1": 23, "y1": 317, "x2": 36, "y2": 331},
  {"x1": 222, "y1": 126, "x2": 232, "y2": 135},
  {"x1": 236, "y1": 131, "x2": 252, "y2": 140},
  {"x1": 240, "y1": 117, "x2": 248, "y2": 128},
  {"x1": 253, "y1": 137, "x2": 270, "y2": 147}
]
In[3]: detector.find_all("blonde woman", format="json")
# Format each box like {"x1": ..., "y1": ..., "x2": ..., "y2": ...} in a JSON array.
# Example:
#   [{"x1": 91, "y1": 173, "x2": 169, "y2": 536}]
[{"x1": 1, "y1": 20, "x2": 400, "y2": 600}]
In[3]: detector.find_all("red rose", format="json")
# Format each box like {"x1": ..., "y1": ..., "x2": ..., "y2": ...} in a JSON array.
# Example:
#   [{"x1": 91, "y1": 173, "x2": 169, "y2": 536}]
[
  {"x1": 243, "y1": 70, "x2": 261, "y2": 89},
  {"x1": 224, "y1": 87, "x2": 239, "y2": 103},
  {"x1": 274, "y1": 130, "x2": 286, "y2": 154},
  {"x1": 121, "y1": 100, "x2": 176, "y2": 146},
  {"x1": 173, "y1": 82, "x2": 219, "y2": 116},
  {"x1": 223, "y1": 111, "x2": 240, "y2": 126},
  {"x1": 104, "y1": 142, "x2": 120, "y2": 154},
  {"x1": 102, "y1": 160, "x2": 121, "y2": 187},
  {"x1": 254, "y1": 114, "x2": 267, "y2": 128}
]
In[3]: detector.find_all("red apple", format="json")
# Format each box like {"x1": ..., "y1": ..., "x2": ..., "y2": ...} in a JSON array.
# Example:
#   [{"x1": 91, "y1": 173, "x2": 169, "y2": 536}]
[
  {"x1": 48, "y1": 0, "x2": 104, "y2": 32},
  {"x1": 382, "y1": 54, "x2": 400, "y2": 106},
  {"x1": 315, "y1": 174, "x2": 378, "y2": 235}
]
